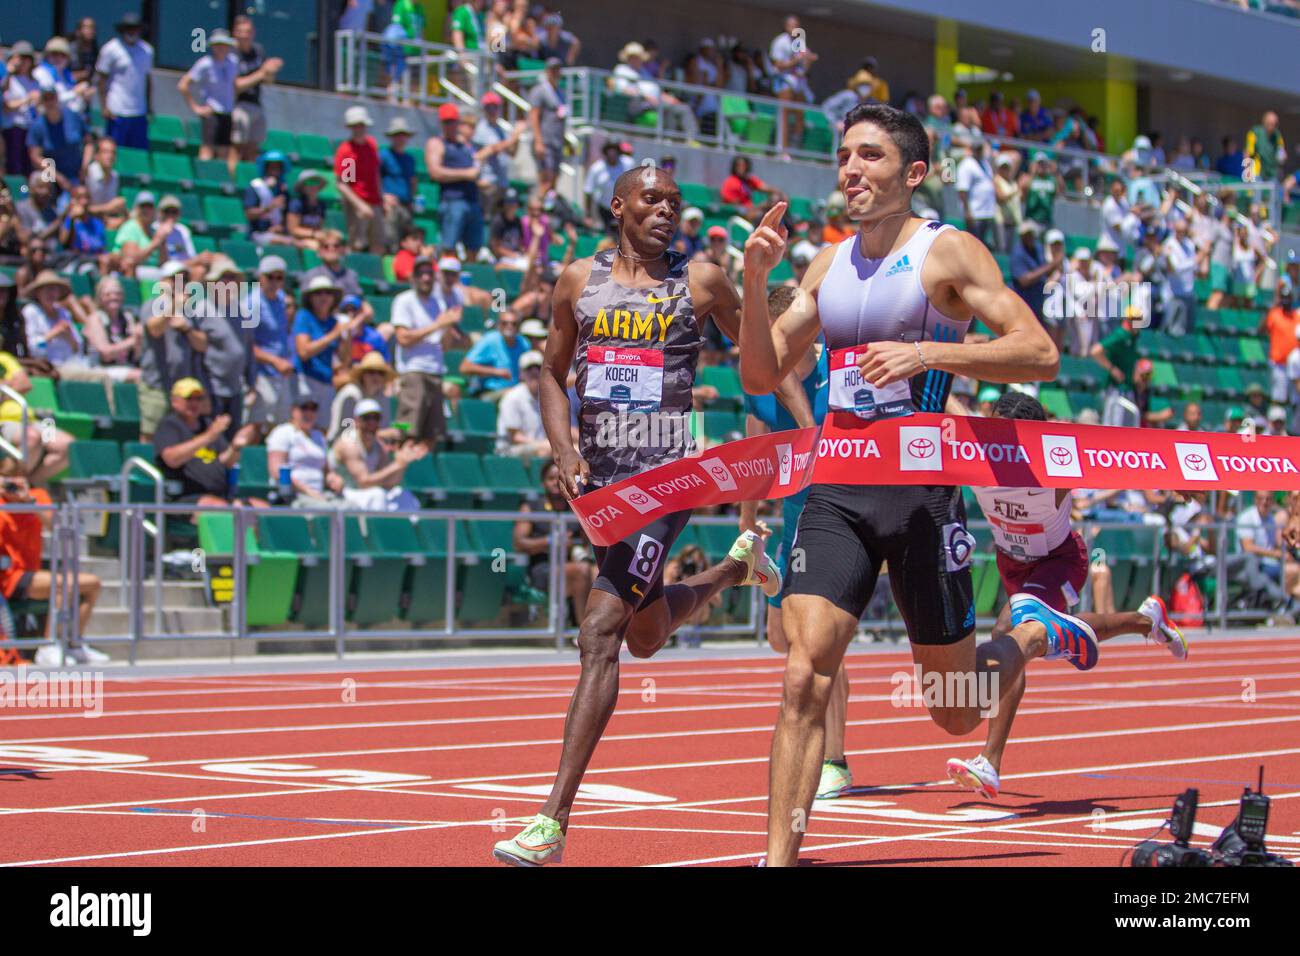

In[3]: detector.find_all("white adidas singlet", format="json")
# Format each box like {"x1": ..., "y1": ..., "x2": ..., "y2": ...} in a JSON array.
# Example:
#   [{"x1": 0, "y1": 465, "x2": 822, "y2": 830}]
[{"x1": 973, "y1": 486, "x2": 1073, "y2": 561}]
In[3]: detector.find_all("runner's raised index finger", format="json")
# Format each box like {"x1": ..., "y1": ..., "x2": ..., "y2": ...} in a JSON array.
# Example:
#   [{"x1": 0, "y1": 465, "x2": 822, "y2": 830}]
[{"x1": 758, "y1": 201, "x2": 788, "y2": 232}]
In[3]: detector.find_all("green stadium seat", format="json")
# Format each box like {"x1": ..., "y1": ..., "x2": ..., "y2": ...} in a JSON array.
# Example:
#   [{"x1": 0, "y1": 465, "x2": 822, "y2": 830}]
[
  {"x1": 345, "y1": 252, "x2": 390, "y2": 293},
  {"x1": 148, "y1": 114, "x2": 189, "y2": 151},
  {"x1": 480, "y1": 453, "x2": 538, "y2": 505},
  {"x1": 111, "y1": 382, "x2": 141, "y2": 436},
  {"x1": 262, "y1": 129, "x2": 299, "y2": 161},
  {"x1": 237, "y1": 445, "x2": 273, "y2": 500},
  {"x1": 449, "y1": 399, "x2": 497, "y2": 454},
  {"x1": 201, "y1": 195, "x2": 247, "y2": 238},
  {"x1": 1039, "y1": 387, "x2": 1072, "y2": 420},
  {"x1": 256, "y1": 513, "x2": 342, "y2": 629},
  {"x1": 151, "y1": 153, "x2": 195, "y2": 192},
  {"x1": 193, "y1": 158, "x2": 234, "y2": 195},
  {"x1": 435, "y1": 451, "x2": 491, "y2": 503},
  {"x1": 115, "y1": 147, "x2": 152, "y2": 183},
  {"x1": 297, "y1": 133, "x2": 335, "y2": 168},
  {"x1": 342, "y1": 516, "x2": 407, "y2": 627},
  {"x1": 57, "y1": 380, "x2": 120, "y2": 439},
  {"x1": 698, "y1": 364, "x2": 744, "y2": 410},
  {"x1": 222, "y1": 239, "x2": 263, "y2": 273},
  {"x1": 65, "y1": 439, "x2": 123, "y2": 490},
  {"x1": 197, "y1": 512, "x2": 297, "y2": 628}
]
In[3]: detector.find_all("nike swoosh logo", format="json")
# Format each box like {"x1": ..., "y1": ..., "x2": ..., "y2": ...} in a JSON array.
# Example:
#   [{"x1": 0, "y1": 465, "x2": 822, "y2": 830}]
[
  {"x1": 646, "y1": 294, "x2": 682, "y2": 305},
  {"x1": 631, "y1": 584, "x2": 644, "y2": 597}
]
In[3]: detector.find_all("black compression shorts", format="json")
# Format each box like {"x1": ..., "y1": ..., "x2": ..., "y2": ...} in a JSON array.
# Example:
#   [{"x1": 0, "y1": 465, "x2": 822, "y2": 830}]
[
  {"x1": 782, "y1": 483, "x2": 975, "y2": 645},
  {"x1": 591, "y1": 509, "x2": 692, "y2": 609}
]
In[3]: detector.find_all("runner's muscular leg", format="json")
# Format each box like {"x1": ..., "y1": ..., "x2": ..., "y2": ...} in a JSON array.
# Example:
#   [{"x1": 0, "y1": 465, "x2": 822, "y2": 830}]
[
  {"x1": 766, "y1": 593, "x2": 856, "y2": 867},
  {"x1": 624, "y1": 554, "x2": 747, "y2": 658},
  {"x1": 767, "y1": 604, "x2": 850, "y2": 763},
  {"x1": 539, "y1": 588, "x2": 635, "y2": 829}
]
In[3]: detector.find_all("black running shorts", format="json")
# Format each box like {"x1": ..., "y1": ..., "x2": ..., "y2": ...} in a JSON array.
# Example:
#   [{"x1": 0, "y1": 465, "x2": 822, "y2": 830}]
[
  {"x1": 591, "y1": 509, "x2": 692, "y2": 609},
  {"x1": 782, "y1": 483, "x2": 976, "y2": 645}
]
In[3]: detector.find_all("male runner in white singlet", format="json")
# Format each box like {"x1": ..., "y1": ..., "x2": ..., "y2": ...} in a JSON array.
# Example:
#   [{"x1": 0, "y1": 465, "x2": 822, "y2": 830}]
[
  {"x1": 945, "y1": 390, "x2": 1188, "y2": 800},
  {"x1": 740, "y1": 103, "x2": 1070, "y2": 867}
]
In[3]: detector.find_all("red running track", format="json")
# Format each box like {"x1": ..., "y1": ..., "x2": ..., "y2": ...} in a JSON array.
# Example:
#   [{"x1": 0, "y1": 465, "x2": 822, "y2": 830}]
[{"x1": 3, "y1": 634, "x2": 1300, "y2": 867}]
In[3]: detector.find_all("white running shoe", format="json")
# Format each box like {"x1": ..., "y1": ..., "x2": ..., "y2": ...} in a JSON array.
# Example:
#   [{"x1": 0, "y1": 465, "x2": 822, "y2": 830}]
[
  {"x1": 946, "y1": 754, "x2": 1000, "y2": 800},
  {"x1": 68, "y1": 645, "x2": 111, "y2": 665},
  {"x1": 728, "y1": 530, "x2": 782, "y2": 597},
  {"x1": 33, "y1": 644, "x2": 64, "y2": 667},
  {"x1": 1139, "y1": 595, "x2": 1188, "y2": 661}
]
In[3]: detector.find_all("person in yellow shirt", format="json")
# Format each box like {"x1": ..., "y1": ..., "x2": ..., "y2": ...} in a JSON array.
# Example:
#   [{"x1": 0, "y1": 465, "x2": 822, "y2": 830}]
[{"x1": 0, "y1": 350, "x2": 73, "y2": 485}]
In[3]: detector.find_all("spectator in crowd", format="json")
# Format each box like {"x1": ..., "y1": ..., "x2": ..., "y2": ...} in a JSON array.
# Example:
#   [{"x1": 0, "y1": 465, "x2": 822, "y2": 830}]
[
  {"x1": 721, "y1": 155, "x2": 769, "y2": 217},
  {"x1": 460, "y1": 309, "x2": 526, "y2": 397},
  {"x1": 69, "y1": 18, "x2": 101, "y2": 84},
  {"x1": 426, "y1": 102, "x2": 484, "y2": 258},
  {"x1": 514, "y1": 459, "x2": 597, "y2": 620},
  {"x1": 980, "y1": 90, "x2": 1018, "y2": 137},
  {"x1": 379, "y1": 116, "x2": 418, "y2": 250},
  {"x1": 267, "y1": 395, "x2": 332, "y2": 506},
  {"x1": 1268, "y1": 404, "x2": 1288, "y2": 436},
  {"x1": 993, "y1": 152, "x2": 1022, "y2": 252},
  {"x1": 338, "y1": 0, "x2": 376, "y2": 31},
  {"x1": 231, "y1": 14, "x2": 283, "y2": 163},
  {"x1": 1011, "y1": 222, "x2": 1058, "y2": 338},
  {"x1": 684, "y1": 37, "x2": 724, "y2": 137},
  {"x1": 450, "y1": 0, "x2": 487, "y2": 52},
  {"x1": 1245, "y1": 110, "x2": 1286, "y2": 182},
  {"x1": 15, "y1": 171, "x2": 66, "y2": 251},
  {"x1": 673, "y1": 206, "x2": 706, "y2": 259},
  {"x1": 95, "y1": 12, "x2": 153, "y2": 151},
  {"x1": 1021, "y1": 152, "x2": 1061, "y2": 229},
  {"x1": 768, "y1": 16, "x2": 817, "y2": 151},
  {"x1": 1205, "y1": 201, "x2": 1236, "y2": 311},
  {"x1": 286, "y1": 168, "x2": 330, "y2": 250},
  {"x1": 472, "y1": 91, "x2": 523, "y2": 223},
  {"x1": 519, "y1": 316, "x2": 548, "y2": 352},
  {"x1": 1090, "y1": 316, "x2": 1140, "y2": 398},
  {"x1": 301, "y1": 228, "x2": 365, "y2": 299},
  {"x1": 327, "y1": 397, "x2": 426, "y2": 512},
  {"x1": 0, "y1": 344, "x2": 73, "y2": 485},
  {"x1": 57, "y1": 184, "x2": 114, "y2": 276},
  {"x1": 528, "y1": 57, "x2": 568, "y2": 194},
  {"x1": 154, "y1": 377, "x2": 261, "y2": 507},
  {"x1": 382, "y1": 0, "x2": 426, "y2": 101},
  {"x1": 584, "y1": 140, "x2": 634, "y2": 231},
  {"x1": 34, "y1": 37, "x2": 91, "y2": 115},
  {"x1": 537, "y1": 12, "x2": 581, "y2": 66},
  {"x1": 243, "y1": 150, "x2": 291, "y2": 245},
  {"x1": 1163, "y1": 215, "x2": 1202, "y2": 334},
  {"x1": 392, "y1": 255, "x2": 470, "y2": 445},
  {"x1": 1244, "y1": 382, "x2": 1270, "y2": 431},
  {"x1": 1265, "y1": 279, "x2": 1298, "y2": 401},
  {"x1": 1234, "y1": 492, "x2": 1296, "y2": 622},
  {"x1": 3, "y1": 42, "x2": 41, "y2": 176},
  {"x1": 294, "y1": 274, "x2": 359, "y2": 411},
  {"x1": 81, "y1": 275, "x2": 142, "y2": 381},
  {"x1": 1133, "y1": 224, "x2": 1171, "y2": 328},
  {"x1": 496, "y1": 349, "x2": 548, "y2": 458},
  {"x1": 335, "y1": 106, "x2": 386, "y2": 254},
  {"x1": 1231, "y1": 220, "x2": 1259, "y2": 306},
  {"x1": 1180, "y1": 401, "x2": 1203, "y2": 431},
  {"x1": 1019, "y1": 89, "x2": 1053, "y2": 142},
  {"x1": 1215, "y1": 135, "x2": 1245, "y2": 179},
  {"x1": 83, "y1": 136, "x2": 127, "y2": 226},
  {"x1": 821, "y1": 69, "x2": 876, "y2": 132},
  {"x1": 246, "y1": 255, "x2": 296, "y2": 432},
  {"x1": 338, "y1": 293, "x2": 390, "y2": 365},
  {"x1": 955, "y1": 130, "x2": 995, "y2": 248},
  {"x1": 612, "y1": 43, "x2": 697, "y2": 142},
  {"x1": 330, "y1": 349, "x2": 397, "y2": 441},
  {"x1": 112, "y1": 192, "x2": 190, "y2": 283},
  {"x1": 179, "y1": 29, "x2": 239, "y2": 177},
  {"x1": 0, "y1": 473, "x2": 106, "y2": 664},
  {"x1": 136, "y1": 261, "x2": 208, "y2": 439},
  {"x1": 511, "y1": 264, "x2": 558, "y2": 327},
  {"x1": 1063, "y1": 246, "x2": 1102, "y2": 356},
  {"x1": 521, "y1": 189, "x2": 558, "y2": 270},
  {"x1": 198, "y1": 257, "x2": 256, "y2": 438},
  {"x1": 21, "y1": 270, "x2": 86, "y2": 368},
  {"x1": 392, "y1": 225, "x2": 435, "y2": 282},
  {"x1": 1225, "y1": 405, "x2": 1246, "y2": 434},
  {"x1": 1099, "y1": 174, "x2": 1133, "y2": 250},
  {"x1": 1, "y1": 275, "x2": 32, "y2": 365},
  {"x1": 0, "y1": 182, "x2": 24, "y2": 259},
  {"x1": 489, "y1": 187, "x2": 527, "y2": 269},
  {"x1": 1132, "y1": 358, "x2": 1173, "y2": 427}
]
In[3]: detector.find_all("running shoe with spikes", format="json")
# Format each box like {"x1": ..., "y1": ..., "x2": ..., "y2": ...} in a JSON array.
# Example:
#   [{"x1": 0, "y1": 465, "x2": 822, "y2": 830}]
[
  {"x1": 1009, "y1": 592, "x2": 1100, "y2": 671},
  {"x1": 816, "y1": 761, "x2": 853, "y2": 799},
  {"x1": 1139, "y1": 595, "x2": 1188, "y2": 661},
  {"x1": 946, "y1": 754, "x2": 1000, "y2": 800},
  {"x1": 729, "y1": 530, "x2": 782, "y2": 597},
  {"x1": 492, "y1": 813, "x2": 565, "y2": 866}
]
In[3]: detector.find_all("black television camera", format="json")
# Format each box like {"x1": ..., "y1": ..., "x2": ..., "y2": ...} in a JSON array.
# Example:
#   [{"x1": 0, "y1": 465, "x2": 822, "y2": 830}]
[{"x1": 1130, "y1": 768, "x2": 1294, "y2": 867}]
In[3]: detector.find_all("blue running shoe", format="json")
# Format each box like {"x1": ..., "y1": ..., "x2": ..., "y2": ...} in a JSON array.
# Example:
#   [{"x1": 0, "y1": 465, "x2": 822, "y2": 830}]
[{"x1": 1009, "y1": 593, "x2": 1099, "y2": 671}]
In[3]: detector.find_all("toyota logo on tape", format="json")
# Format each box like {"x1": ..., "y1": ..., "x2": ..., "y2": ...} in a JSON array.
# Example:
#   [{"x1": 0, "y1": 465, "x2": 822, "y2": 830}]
[
  {"x1": 1050, "y1": 446, "x2": 1073, "y2": 467},
  {"x1": 1174, "y1": 441, "x2": 1219, "y2": 482},
  {"x1": 1184, "y1": 453, "x2": 1206, "y2": 472},
  {"x1": 908, "y1": 438, "x2": 936, "y2": 459},
  {"x1": 630, "y1": 492, "x2": 648, "y2": 505}
]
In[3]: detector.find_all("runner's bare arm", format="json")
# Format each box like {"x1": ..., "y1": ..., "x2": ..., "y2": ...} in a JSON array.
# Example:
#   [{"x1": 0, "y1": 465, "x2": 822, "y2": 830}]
[
  {"x1": 696, "y1": 259, "x2": 817, "y2": 428},
  {"x1": 860, "y1": 229, "x2": 1058, "y2": 388},
  {"x1": 541, "y1": 259, "x2": 593, "y2": 500},
  {"x1": 739, "y1": 202, "x2": 827, "y2": 393}
]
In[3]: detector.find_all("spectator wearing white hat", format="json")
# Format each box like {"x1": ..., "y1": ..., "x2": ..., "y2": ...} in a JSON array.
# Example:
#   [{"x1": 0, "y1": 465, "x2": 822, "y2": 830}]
[
  {"x1": 329, "y1": 349, "x2": 398, "y2": 441},
  {"x1": 392, "y1": 255, "x2": 470, "y2": 445},
  {"x1": 199, "y1": 257, "x2": 257, "y2": 439},
  {"x1": 993, "y1": 151, "x2": 1022, "y2": 252},
  {"x1": 246, "y1": 255, "x2": 296, "y2": 431},
  {"x1": 584, "y1": 140, "x2": 634, "y2": 231},
  {"x1": 179, "y1": 29, "x2": 240, "y2": 177},
  {"x1": 34, "y1": 36, "x2": 92, "y2": 115},
  {"x1": 336, "y1": 106, "x2": 386, "y2": 254},
  {"x1": 94, "y1": 13, "x2": 153, "y2": 151},
  {"x1": 612, "y1": 43, "x2": 697, "y2": 143},
  {"x1": 672, "y1": 206, "x2": 706, "y2": 260},
  {"x1": 328, "y1": 397, "x2": 426, "y2": 512},
  {"x1": 2, "y1": 42, "x2": 42, "y2": 177},
  {"x1": 1268, "y1": 404, "x2": 1289, "y2": 437},
  {"x1": 294, "y1": 274, "x2": 363, "y2": 412},
  {"x1": 1011, "y1": 221, "x2": 1062, "y2": 346},
  {"x1": 138, "y1": 260, "x2": 210, "y2": 440},
  {"x1": 1066, "y1": 246, "x2": 1102, "y2": 356},
  {"x1": 496, "y1": 349, "x2": 548, "y2": 458}
]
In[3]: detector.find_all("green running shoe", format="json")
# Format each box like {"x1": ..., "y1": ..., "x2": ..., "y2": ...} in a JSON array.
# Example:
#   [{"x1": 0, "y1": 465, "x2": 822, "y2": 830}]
[
  {"x1": 729, "y1": 530, "x2": 782, "y2": 597},
  {"x1": 493, "y1": 813, "x2": 565, "y2": 866},
  {"x1": 816, "y1": 761, "x2": 853, "y2": 799}
]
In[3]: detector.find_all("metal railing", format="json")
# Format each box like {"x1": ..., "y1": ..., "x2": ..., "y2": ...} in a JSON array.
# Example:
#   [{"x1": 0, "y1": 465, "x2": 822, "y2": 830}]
[
  {"x1": 0, "y1": 384, "x2": 30, "y2": 471},
  {"x1": 334, "y1": 30, "x2": 496, "y2": 109}
]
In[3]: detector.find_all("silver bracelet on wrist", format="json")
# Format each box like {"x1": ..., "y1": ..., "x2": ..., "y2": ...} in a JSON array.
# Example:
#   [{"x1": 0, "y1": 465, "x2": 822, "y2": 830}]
[{"x1": 914, "y1": 340, "x2": 928, "y2": 372}]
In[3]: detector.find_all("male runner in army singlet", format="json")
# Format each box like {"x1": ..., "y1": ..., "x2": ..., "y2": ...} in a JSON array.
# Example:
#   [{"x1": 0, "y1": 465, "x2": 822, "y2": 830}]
[{"x1": 493, "y1": 164, "x2": 790, "y2": 866}]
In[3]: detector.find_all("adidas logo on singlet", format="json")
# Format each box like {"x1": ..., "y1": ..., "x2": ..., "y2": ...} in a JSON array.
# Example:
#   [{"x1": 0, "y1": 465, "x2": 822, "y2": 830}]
[{"x1": 883, "y1": 255, "x2": 912, "y2": 277}]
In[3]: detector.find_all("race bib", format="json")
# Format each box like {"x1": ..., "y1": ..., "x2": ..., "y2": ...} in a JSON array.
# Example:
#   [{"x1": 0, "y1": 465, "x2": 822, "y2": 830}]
[
  {"x1": 586, "y1": 346, "x2": 664, "y2": 411},
  {"x1": 986, "y1": 515, "x2": 1050, "y2": 559},
  {"x1": 828, "y1": 346, "x2": 915, "y2": 420}
]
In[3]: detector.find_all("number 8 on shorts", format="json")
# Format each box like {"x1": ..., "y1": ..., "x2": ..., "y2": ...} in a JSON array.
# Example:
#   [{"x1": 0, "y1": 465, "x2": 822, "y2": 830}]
[{"x1": 628, "y1": 534, "x2": 665, "y2": 584}]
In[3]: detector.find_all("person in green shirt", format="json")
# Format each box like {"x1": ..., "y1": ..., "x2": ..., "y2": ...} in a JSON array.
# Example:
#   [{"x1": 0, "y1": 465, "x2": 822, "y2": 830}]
[
  {"x1": 450, "y1": 0, "x2": 485, "y2": 52},
  {"x1": 1245, "y1": 111, "x2": 1285, "y2": 182},
  {"x1": 1021, "y1": 151, "x2": 1061, "y2": 228},
  {"x1": 1090, "y1": 317, "x2": 1140, "y2": 391}
]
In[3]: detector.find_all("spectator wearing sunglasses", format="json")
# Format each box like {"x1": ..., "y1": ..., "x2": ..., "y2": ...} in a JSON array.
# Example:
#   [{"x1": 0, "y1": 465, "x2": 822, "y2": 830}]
[
  {"x1": 267, "y1": 395, "x2": 333, "y2": 506},
  {"x1": 247, "y1": 255, "x2": 296, "y2": 431}
]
